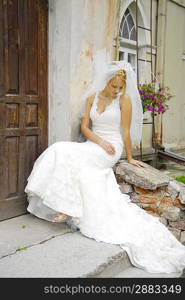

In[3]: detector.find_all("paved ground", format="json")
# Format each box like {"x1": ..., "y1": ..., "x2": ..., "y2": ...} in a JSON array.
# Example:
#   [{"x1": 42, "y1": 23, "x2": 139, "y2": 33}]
[
  {"x1": 0, "y1": 214, "x2": 130, "y2": 277},
  {"x1": 0, "y1": 214, "x2": 184, "y2": 278}
]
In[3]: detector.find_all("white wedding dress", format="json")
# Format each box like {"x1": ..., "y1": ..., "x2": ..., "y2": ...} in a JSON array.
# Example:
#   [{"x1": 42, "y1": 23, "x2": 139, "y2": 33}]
[{"x1": 25, "y1": 92, "x2": 185, "y2": 274}]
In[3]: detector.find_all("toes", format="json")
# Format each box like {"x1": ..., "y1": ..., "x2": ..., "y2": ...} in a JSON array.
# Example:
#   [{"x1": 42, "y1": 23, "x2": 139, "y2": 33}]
[{"x1": 53, "y1": 213, "x2": 68, "y2": 222}]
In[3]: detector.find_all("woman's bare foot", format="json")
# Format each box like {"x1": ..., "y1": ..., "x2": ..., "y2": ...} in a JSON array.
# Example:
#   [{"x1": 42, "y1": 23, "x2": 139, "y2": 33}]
[{"x1": 52, "y1": 213, "x2": 68, "y2": 222}]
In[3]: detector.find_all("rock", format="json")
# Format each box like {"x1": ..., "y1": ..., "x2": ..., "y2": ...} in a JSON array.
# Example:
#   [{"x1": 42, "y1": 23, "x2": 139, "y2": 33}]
[
  {"x1": 136, "y1": 196, "x2": 158, "y2": 205},
  {"x1": 142, "y1": 205, "x2": 158, "y2": 214},
  {"x1": 163, "y1": 192, "x2": 170, "y2": 196},
  {"x1": 117, "y1": 161, "x2": 171, "y2": 190},
  {"x1": 158, "y1": 197, "x2": 174, "y2": 215},
  {"x1": 161, "y1": 206, "x2": 181, "y2": 221},
  {"x1": 115, "y1": 174, "x2": 125, "y2": 184},
  {"x1": 180, "y1": 211, "x2": 185, "y2": 220},
  {"x1": 160, "y1": 196, "x2": 173, "y2": 206},
  {"x1": 119, "y1": 183, "x2": 133, "y2": 194},
  {"x1": 168, "y1": 180, "x2": 185, "y2": 192},
  {"x1": 130, "y1": 193, "x2": 140, "y2": 203},
  {"x1": 159, "y1": 217, "x2": 168, "y2": 226},
  {"x1": 135, "y1": 203, "x2": 144, "y2": 209},
  {"x1": 169, "y1": 221, "x2": 185, "y2": 230},
  {"x1": 180, "y1": 231, "x2": 185, "y2": 245},
  {"x1": 179, "y1": 188, "x2": 185, "y2": 204},
  {"x1": 115, "y1": 165, "x2": 122, "y2": 175},
  {"x1": 145, "y1": 211, "x2": 159, "y2": 217},
  {"x1": 169, "y1": 228, "x2": 181, "y2": 241},
  {"x1": 166, "y1": 181, "x2": 179, "y2": 200},
  {"x1": 134, "y1": 187, "x2": 162, "y2": 197},
  {"x1": 135, "y1": 186, "x2": 154, "y2": 195},
  {"x1": 132, "y1": 188, "x2": 161, "y2": 205},
  {"x1": 167, "y1": 180, "x2": 182, "y2": 192},
  {"x1": 167, "y1": 180, "x2": 185, "y2": 204},
  {"x1": 173, "y1": 198, "x2": 185, "y2": 210}
]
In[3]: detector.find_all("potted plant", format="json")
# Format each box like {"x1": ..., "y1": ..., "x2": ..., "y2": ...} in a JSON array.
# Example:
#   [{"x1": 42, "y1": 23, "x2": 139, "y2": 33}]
[{"x1": 138, "y1": 81, "x2": 174, "y2": 119}]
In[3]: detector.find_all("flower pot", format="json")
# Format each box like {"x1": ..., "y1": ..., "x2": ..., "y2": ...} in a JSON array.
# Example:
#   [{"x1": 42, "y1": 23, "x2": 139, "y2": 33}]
[{"x1": 143, "y1": 111, "x2": 152, "y2": 120}]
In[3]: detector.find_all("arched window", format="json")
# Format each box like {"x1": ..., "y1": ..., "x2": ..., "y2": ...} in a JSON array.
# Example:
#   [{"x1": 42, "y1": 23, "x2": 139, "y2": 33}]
[
  {"x1": 119, "y1": 2, "x2": 150, "y2": 83},
  {"x1": 119, "y1": 7, "x2": 137, "y2": 71},
  {"x1": 119, "y1": 8, "x2": 136, "y2": 41}
]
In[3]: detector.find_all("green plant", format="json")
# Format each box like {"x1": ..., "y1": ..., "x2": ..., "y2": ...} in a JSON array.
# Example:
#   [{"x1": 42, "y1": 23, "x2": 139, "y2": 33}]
[
  {"x1": 175, "y1": 176, "x2": 185, "y2": 184},
  {"x1": 138, "y1": 81, "x2": 174, "y2": 115},
  {"x1": 16, "y1": 247, "x2": 27, "y2": 251}
]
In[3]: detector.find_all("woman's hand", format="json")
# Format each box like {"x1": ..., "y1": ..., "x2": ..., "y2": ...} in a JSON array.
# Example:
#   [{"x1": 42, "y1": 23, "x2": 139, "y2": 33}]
[
  {"x1": 128, "y1": 158, "x2": 148, "y2": 168},
  {"x1": 99, "y1": 139, "x2": 116, "y2": 155}
]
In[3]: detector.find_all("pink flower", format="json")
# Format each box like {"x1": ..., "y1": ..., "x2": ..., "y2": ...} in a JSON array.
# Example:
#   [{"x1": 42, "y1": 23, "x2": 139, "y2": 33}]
[{"x1": 139, "y1": 89, "x2": 144, "y2": 94}]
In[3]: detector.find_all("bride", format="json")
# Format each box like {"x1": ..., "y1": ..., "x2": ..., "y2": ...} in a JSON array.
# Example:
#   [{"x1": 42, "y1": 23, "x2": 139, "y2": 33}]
[{"x1": 24, "y1": 55, "x2": 185, "y2": 275}]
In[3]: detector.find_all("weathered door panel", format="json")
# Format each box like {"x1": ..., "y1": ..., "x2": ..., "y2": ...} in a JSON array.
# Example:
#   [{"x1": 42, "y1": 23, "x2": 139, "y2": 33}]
[{"x1": 0, "y1": 0, "x2": 48, "y2": 220}]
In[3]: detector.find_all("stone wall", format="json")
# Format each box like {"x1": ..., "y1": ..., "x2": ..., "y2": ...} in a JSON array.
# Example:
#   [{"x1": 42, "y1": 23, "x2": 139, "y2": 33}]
[{"x1": 113, "y1": 161, "x2": 185, "y2": 245}]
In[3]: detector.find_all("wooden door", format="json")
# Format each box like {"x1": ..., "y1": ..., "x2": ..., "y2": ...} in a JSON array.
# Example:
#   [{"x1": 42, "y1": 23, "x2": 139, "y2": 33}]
[{"x1": 0, "y1": 0, "x2": 48, "y2": 220}]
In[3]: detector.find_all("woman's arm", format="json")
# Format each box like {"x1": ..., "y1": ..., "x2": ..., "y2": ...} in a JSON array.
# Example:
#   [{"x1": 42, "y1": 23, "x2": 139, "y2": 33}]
[
  {"x1": 120, "y1": 93, "x2": 148, "y2": 167},
  {"x1": 120, "y1": 93, "x2": 133, "y2": 162},
  {"x1": 80, "y1": 94, "x2": 102, "y2": 145}
]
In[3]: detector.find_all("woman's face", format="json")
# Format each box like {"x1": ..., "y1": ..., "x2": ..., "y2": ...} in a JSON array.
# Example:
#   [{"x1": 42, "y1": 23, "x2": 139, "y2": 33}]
[{"x1": 105, "y1": 77, "x2": 125, "y2": 99}]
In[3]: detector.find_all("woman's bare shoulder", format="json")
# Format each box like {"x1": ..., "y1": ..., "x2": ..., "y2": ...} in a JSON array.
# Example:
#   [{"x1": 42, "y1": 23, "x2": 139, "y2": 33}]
[
  {"x1": 120, "y1": 93, "x2": 131, "y2": 107},
  {"x1": 81, "y1": 93, "x2": 96, "y2": 120},
  {"x1": 120, "y1": 93, "x2": 131, "y2": 101},
  {"x1": 86, "y1": 93, "x2": 96, "y2": 105}
]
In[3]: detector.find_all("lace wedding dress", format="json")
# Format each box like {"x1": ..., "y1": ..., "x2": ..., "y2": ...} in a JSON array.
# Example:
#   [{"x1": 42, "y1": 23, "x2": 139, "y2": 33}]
[{"x1": 25, "y1": 93, "x2": 185, "y2": 274}]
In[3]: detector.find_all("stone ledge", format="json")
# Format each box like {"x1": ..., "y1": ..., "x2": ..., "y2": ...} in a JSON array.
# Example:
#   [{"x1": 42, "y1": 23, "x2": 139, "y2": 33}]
[
  {"x1": 114, "y1": 161, "x2": 185, "y2": 245},
  {"x1": 116, "y1": 161, "x2": 171, "y2": 190}
]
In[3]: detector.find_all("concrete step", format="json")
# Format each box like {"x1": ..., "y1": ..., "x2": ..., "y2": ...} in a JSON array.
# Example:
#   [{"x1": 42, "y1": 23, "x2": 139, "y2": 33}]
[
  {"x1": 0, "y1": 214, "x2": 72, "y2": 259},
  {"x1": 0, "y1": 231, "x2": 131, "y2": 278},
  {"x1": 0, "y1": 214, "x2": 184, "y2": 278},
  {"x1": 0, "y1": 214, "x2": 131, "y2": 278}
]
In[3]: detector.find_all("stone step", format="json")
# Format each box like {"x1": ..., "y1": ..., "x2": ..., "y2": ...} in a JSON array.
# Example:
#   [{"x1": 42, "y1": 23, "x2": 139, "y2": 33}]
[
  {"x1": 0, "y1": 214, "x2": 131, "y2": 278},
  {"x1": 0, "y1": 214, "x2": 72, "y2": 259},
  {"x1": 0, "y1": 214, "x2": 184, "y2": 278},
  {"x1": 0, "y1": 230, "x2": 132, "y2": 278}
]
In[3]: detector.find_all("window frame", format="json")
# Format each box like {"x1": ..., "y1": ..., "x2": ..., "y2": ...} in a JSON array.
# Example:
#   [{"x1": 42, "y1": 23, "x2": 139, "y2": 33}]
[
  {"x1": 119, "y1": 8, "x2": 137, "y2": 72},
  {"x1": 119, "y1": 8, "x2": 136, "y2": 42}
]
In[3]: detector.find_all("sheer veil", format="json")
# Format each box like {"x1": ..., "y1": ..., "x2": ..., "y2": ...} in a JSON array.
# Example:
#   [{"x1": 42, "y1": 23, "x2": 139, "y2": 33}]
[{"x1": 79, "y1": 49, "x2": 143, "y2": 147}]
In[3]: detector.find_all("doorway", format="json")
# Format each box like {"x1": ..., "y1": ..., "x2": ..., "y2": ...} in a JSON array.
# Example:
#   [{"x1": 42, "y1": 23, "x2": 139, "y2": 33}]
[{"x1": 0, "y1": 0, "x2": 48, "y2": 220}]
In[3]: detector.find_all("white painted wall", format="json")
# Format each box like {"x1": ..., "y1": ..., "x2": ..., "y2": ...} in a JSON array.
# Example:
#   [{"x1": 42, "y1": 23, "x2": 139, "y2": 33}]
[
  {"x1": 70, "y1": 0, "x2": 119, "y2": 141},
  {"x1": 48, "y1": 0, "x2": 71, "y2": 145},
  {"x1": 48, "y1": 0, "x2": 185, "y2": 152},
  {"x1": 48, "y1": 0, "x2": 119, "y2": 143},
  {"x1": 163, "y1": 0, "x2": 185, "y2": 149}
]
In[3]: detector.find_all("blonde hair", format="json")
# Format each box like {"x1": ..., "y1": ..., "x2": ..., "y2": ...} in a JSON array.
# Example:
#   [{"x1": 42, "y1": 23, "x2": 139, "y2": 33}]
[
  {"x1": 111, "y1": 69, "x2": 127, "y2": 92},
  {"x1": 116, "y1": 69, "x2": 126, "y2": 81}
]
